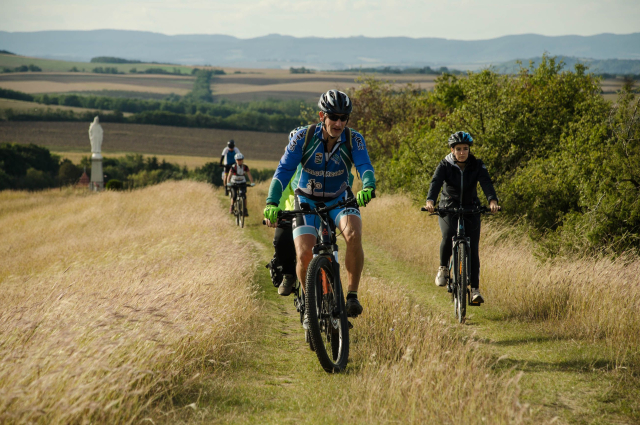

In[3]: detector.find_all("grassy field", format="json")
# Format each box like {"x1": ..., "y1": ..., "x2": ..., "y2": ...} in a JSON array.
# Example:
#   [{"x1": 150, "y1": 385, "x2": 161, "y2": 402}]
[
  {"x1": 0, "y1": 121, "x2": 288, "y2": 162},
  {"x1": 0, "y1": 182, "x2": 259, "y2": 423}
]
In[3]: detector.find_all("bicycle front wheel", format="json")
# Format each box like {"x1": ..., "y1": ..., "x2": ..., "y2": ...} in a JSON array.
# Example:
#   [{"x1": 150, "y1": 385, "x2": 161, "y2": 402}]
[
  {"x1": 238, "y1": 197, "x2": 245, "y2": 228},
  {"x1": 456, "y1": 243, "x2": 468, "y2": 323},
  {"x1": 305, "y1": 256, "x2": 349, "y2": 373}
]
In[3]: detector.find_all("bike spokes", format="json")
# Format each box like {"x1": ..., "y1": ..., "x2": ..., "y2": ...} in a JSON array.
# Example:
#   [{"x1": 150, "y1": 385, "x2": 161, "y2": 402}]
[{"x1": 305, "y1": 256, "x2": 349, "y2": 373}]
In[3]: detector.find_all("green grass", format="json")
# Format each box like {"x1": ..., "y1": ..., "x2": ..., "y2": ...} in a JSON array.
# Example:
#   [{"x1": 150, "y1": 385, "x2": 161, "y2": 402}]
[{"x1": 0, "y1": 53, "x2": 194, "y2": 74}]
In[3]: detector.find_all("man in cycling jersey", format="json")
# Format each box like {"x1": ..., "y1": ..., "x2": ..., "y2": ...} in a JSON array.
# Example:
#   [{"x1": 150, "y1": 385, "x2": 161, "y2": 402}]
[
  {"x1": 220, "y1": 139, "x2": 240, "y2": 195},
  {"x1": 226, "y1": 153, "x2": 254, "y2": 215},
  {"x1": 424, "y1": 131, "x2": 499, "y2": 303},
  {"x1": 264, "y1": 90, "x2": 376, "y2": 324}
]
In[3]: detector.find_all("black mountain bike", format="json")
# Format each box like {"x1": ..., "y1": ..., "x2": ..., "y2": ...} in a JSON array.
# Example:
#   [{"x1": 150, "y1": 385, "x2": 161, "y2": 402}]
[
  {"x1": 227, "y1": 182, "x2": 254, "y2": 228},
  {"x1": 274, "y1": 197, "x2": 361, "y2": 373},
  {"x1": 421, "y1": 205, "x2": 499, "y2": 323}
]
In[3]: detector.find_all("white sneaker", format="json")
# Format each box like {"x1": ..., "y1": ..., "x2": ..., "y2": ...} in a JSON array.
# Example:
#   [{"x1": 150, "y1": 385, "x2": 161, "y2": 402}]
[
  {"x1": 435, "y1": 266, "x2": 448, "y2": 287},
  {"x1": 471, "y1": 288, "x2": 484, "y2": 303}
]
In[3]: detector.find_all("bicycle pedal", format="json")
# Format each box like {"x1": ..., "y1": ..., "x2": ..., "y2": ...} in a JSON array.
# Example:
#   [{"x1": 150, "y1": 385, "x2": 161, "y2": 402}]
[{"x1": 468, "y1": 300, "x2": 483, "y2": 306}]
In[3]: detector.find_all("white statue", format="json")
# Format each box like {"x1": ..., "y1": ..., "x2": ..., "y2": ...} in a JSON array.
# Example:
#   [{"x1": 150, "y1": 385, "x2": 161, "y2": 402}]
[{"x1": 89, "y1": 116, "x2": 103, "y2": 159}]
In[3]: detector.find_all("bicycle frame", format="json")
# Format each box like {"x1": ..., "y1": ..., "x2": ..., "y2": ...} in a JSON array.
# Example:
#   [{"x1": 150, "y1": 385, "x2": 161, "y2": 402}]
[
  {"x1": 424, "y1": 206, "x2": 493, "y2": 308},
  {"x1": 283, "y1": 199, "x2": 351, "y2": 318},
  {"x1": 447, "y1": 211, "x2": 479, "y2": 306}
]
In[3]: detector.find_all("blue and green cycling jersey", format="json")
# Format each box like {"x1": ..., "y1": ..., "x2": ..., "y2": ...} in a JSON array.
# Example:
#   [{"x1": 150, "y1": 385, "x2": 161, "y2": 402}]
[{"x1": 267, "y1": 124, "x2": 375, "y2": 205}]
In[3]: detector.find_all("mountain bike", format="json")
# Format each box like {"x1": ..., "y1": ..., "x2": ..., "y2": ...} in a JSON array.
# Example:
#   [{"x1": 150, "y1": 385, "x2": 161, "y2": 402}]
[
  {"x1": 227, "y1": 182, "x2": 254, "y2": 228},
  {"x1": 273, "y1": 196, "x2": 361, "y2": 373},
  {"x1": 421, "y1": 205, "x2": 499, "y2": 323}
]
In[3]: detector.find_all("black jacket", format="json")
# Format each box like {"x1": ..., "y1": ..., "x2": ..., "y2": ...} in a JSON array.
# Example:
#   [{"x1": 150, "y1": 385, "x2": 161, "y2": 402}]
[{"x1": 426, "y1": 153, "x2": 498, "y2": 208}]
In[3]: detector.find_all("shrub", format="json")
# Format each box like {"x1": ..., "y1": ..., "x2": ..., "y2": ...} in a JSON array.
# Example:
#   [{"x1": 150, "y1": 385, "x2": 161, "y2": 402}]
[
  {"x1": 106, "y1": 179, "x2": 124, "y2": 190},
  {"x1": 58, "y1": 160, "x2": 82, "y2": 186}
]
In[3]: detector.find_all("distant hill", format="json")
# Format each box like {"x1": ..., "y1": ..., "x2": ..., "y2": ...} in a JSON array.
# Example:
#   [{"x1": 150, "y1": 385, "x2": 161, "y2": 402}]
[
  {"x1": 494, "y1": 56, "x2": 640, "y2": 75},
  {"x1": 1, "y1": 30, "x2": 639, "y2": 70}
]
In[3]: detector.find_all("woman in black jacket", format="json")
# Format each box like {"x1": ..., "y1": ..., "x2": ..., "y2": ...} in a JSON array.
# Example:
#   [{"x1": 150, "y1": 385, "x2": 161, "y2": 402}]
[{"x1": 424, "y1": 131, "x2": 499, "y2": 303}]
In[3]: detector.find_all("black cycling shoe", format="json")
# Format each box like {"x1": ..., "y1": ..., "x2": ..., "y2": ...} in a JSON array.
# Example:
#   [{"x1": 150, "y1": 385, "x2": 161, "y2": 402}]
[{"x1": 346, "y1": 297, "x2": 363, "y2": 317}]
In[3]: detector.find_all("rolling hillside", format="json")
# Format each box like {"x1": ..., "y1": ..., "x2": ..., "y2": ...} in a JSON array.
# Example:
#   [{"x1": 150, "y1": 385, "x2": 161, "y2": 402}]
[{"x1": 1, "y1": 30, "x2": 639, "y2": 69}]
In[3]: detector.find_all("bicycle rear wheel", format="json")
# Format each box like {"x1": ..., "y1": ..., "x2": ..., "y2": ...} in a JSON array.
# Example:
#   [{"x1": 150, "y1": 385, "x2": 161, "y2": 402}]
[
  {"x1": 455, "y1": 243, "x2": 468, "y2": 323},
  {"x1": 305, "y1": 255, "x2": 349, "y2": 373}
]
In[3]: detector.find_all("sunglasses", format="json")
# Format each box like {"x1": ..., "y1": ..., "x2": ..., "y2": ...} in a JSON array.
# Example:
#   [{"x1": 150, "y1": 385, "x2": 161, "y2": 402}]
[{"x1": 325, "y1": 113, "x2": 349, "y2": 122}]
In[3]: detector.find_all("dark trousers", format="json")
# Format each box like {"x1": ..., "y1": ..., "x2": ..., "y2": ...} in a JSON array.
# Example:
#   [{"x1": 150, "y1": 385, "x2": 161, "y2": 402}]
[
  {"x1": 273, "y1": 221, "x2": 296, "y2": 275},
  {"x1": 439, "y1": 214, "x2": 481, "y2": 288}
]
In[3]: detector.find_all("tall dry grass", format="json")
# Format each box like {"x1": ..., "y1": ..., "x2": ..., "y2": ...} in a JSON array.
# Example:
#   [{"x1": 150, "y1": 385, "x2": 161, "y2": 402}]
[
  {"x1": 0, "y1": 181, "x2": 258, "y2": 424},
  {"x1": 245, "y1": 182, "x2": 530, "y2": 423},
  {"x1": 362, "y1": 195, "x2": 640, "y2": 369},
  {"x1": 343, "y1": 275, "x2": 531, "y2": 424}
]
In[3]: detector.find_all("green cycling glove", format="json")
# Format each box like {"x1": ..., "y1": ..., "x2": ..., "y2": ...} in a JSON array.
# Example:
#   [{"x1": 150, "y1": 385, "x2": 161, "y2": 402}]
[
  {"x1": 356, "y1": 188, "x2": 374, "y2": 207},
  {"x1": 263, "y1": 204, "x2": 282, "y2": 222}
]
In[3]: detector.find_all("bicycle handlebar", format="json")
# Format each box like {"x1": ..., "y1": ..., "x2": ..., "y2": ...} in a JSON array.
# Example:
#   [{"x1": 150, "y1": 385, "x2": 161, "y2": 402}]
[
  {"x1": 279, "y1": 196, "x2": 359, "y2": 219},
  {"x1": 227, "y1": 182, "x2": 255, "y2": 187},
  {"x1": 262, "y1": 190, "x2": 376, "y2": 226}
]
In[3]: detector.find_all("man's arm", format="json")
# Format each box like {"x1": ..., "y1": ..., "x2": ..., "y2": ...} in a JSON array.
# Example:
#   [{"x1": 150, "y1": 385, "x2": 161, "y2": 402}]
[
  {"x1": 220, "y1": 147, "x2": 227, "y2": 166},
  {"x1": 351, "y1": 130, "x2": 376, "y2": 189},
  {"x1": 267, "y1": 128, "x2": 306, "y2": 204}
]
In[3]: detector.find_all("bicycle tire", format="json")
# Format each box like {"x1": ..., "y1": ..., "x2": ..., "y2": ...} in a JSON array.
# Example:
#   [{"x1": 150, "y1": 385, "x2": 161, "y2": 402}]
[
  {"x1": 305, "y1": 256, "x2": 349, "y2": 373},
  {"x1": 234, "y1": 197, "x2": 240, "y2": 226},
  {"x1": 239, "y1": 197, "x2": 245, "y2": 228},
  {"x1": 456, "y1": 243, "x2": 467, "y2": 323}
]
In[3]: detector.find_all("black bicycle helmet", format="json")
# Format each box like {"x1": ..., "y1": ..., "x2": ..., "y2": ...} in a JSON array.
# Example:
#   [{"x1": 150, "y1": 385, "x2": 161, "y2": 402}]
[
  {"x1": 227, "y1": 139, "x2": 235, "y2": 149},
  {"x1": 318, "y1": 90, "x2": 352, "y2": 115},
  {"x1": 448, "y1": 131, "x2": 473, "y2": 147}
]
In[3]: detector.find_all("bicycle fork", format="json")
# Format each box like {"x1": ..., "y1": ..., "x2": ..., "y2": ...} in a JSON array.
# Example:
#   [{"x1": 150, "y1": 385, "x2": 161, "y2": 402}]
[{"x1": 311, "y1": 219, "x2": 344, "y2": 319}]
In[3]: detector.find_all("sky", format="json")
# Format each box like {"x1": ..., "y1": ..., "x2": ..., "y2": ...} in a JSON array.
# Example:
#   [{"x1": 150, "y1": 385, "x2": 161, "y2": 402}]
[{"x1": 1, "y1": 0, "x2": 639, "y2": 40}]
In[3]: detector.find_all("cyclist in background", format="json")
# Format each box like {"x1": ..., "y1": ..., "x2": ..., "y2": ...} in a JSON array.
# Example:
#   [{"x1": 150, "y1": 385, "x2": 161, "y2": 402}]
[
  {"x1": 225, "y1": 153, "x2": 254, "y2": 215},
  {"x1": 263, "y1": 90, "x2": 376, "y2": 322},
  {"x1": 424, "y1": 131, "x2": 499, "y2": 303},
  {"x1": 220, "y1": 139, "x2": 241, "y2": 194}
]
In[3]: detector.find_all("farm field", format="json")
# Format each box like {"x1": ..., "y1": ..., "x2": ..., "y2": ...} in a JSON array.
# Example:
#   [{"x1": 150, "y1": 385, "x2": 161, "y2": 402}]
[
  {"x1": 0, "y1": 121, "x2": 288, "y2": 162},
  {"x1": 0, "y1": 53, "x2": 195, "y2": 74},
  {"x1": 1, "y1": 53, "x2": 631, "y2": 104},
  {"x1": 0, "y1": 98, "x2": 132, "y2": 117},
  {"x1": 0, "y1": 59, "x2": 439, "y2": 102},
  {"x1": 0, "y1": 68, "x2": 630, "y2": 104},
  {"x1": 0, "y1": 72, "x2": 194, "y2": 96},
  {"x1": 52, "y1": 150, "x2": 278, "y2": 171}
]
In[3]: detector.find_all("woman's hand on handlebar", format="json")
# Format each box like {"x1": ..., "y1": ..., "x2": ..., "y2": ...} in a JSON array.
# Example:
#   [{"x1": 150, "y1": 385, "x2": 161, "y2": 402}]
[
  {"x1": 489, "y1": 199, "x2": 499, "y2": 213},
  {"x1": 425, "y1": 200, "x2": 435, "y2": 213}
]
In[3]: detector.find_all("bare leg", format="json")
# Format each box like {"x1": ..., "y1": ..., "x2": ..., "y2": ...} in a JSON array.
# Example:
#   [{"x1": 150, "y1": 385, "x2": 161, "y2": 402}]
[
  {"x1": 338, "y1": 215, "x2": 363, "y2": 292},
  {"x1": 294, "y1": 234, "x2": 316, "y2": 292}
]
